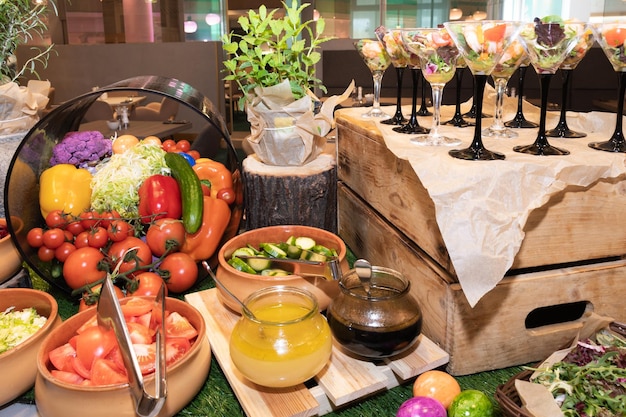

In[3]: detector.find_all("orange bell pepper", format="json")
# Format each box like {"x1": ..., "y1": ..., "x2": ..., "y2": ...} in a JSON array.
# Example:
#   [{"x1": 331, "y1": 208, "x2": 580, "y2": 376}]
[
  {"x1": 192, "y1": 158, "x2": 233, "y2": 198},
  {"x1": 180, "y1": 196, "x2": 231, "y2": 261}
]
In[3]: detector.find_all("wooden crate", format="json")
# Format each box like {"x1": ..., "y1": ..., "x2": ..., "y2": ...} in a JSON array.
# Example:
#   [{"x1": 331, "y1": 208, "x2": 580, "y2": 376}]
[
  {"x1": 335, "y1": 112, "x2": 626, "y2": 375},
  {"x1": 186, "y1": 289, "x2": 450, "y2": 417}
]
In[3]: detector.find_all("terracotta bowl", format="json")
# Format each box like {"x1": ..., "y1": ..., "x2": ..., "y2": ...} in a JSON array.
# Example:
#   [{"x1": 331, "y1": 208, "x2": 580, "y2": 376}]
[
  {"x1": 35, "y1": 296, "x2": 211, "y2": 417},
  {"x1": 0, "y1": 216, "x2": 24, "y2": 283},
  {"x1": 0, "y1": 288, "x2": 61, "y2": 406},
  {"x1": 216, "y1": 225, "x2": 349, "y2": 314}
]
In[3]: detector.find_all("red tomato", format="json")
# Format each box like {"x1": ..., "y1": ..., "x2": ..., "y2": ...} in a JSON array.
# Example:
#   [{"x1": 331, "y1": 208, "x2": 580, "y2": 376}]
[
  {"x1": 74, "y1": 230, "x2": 91, "y2": 249},
  {"x1": 66, "y1": 221, "x2": 85, "y2": 236},
  {"x1": 79, "y1": 211, "x2": 99, "y2": 229},
  {"x1": 483, "y1": 24, "x2": 506, "y2": 42},
  {"x1": 145, "y1": 218, "x2": 186, "y2": 257},
  {"x1": 216, "y1": 187, "x2": 236, "y2": 205},
  {"x1": 412, "y1": 370, "x2": 461, "y2": 409},
  {"x1": 162, "y1": 139, "x2": 176, "y2": 152},
  {"x1": 109, "y1": 236, "x2": 153, "y2": 274},
  {"x1": 604, "y1": 27, "x2": 626, "y2": 48},
  {"x1": 50, "y1": 370, "x2": 84, "y2": 385},
  {"x1": 45, "y1": 210, "x2": 68, "y2": 229},
  {"x1": 75, "y1": 326, "x2": 117, "y2": 369},
  {"x1": 55, "y1": 241, "x2": 77, "y2": 263},
  {"x1": 129, "y1": 272, "x2": 167, "y2": 297},
  {"x1": 176, "y1": 139, "x2": 191, "y2": 152},
  {"x1": 26, "y1": 227, "x2": 44, "y2": 248},
  {"x1": 120, "y1": 297, "x2": 154, "y2": 317},
  {"x1": 78, "y1": 282, "x2": 125, "y2": 312},
  {"x1": 165, "y1": 311, "x2": 198, "y2": 340},
  {"x1": 165, "y1": 337, "x2": 191, "y2": 366},
  {"x1": 187, "y1": 150, "x2": 200, "y2": 160},
  {"x1": 42, "y1": 228, "x2": 66, "y2": 249},
  {"x1": 88, "y1": 226, "x2": 109, "y2": 249},
  {"x1": 71, "y1": 355, "x2": 92, "y2": 379},
  {"x1": 133, "y1": 343, "x2": 157, "y2": 375},
  {"x1": 62, "y1": 247, "x2": 107, "y2": 290},
  {"x1": 90, "y1": 358, "x2": 128, "y2": 385},
  {"x1": 127, "y1": 322, "x2": 153, "y2": 344},
  {"x1": 37, "y1": 246, "x2": 56, "y2": 262},
  {"x1": 99, "y1": 210, "x2": 121, "y2": 229},
  {"x1": 49, "y1": 343, "x2": 77, "y2": 372},
  {"x1": 159, "y1": 252, "x2": 198, "y2": 293},
  {"x1": 107, "y1": 220, "x2": 133, "y2": 242}
]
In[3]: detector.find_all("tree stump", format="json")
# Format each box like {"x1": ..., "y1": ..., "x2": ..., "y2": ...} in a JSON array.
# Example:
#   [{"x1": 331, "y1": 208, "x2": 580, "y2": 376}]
[{"x1": 242, "y1": 153, "x2": 337, "y2": 233}]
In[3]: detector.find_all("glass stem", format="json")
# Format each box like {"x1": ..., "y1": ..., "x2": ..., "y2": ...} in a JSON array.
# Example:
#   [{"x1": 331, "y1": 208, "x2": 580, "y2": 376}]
[
  {"x1": 469, "y1": 74, "x2": 487, "y2": 151},
  {"x1": 516, "y1": 66, "x2": 527, "y2": 114},
  {"x1": 409, "y1": 68, "x2": 419, "y2": 124},
  {"x1": 372, "y1": 70, "x2": 384, "y2": 112},
  {"x1": 611, "y1": 71, "x2": 626, "y2": 143},
  {"x1": 394, "y1": 67, "x2": 405, "y2": 116},
  {"x1": 430, "y1": 84, "x2": 443, "y2": 138},
  {"x1": 492, "y1": 78, "x2": 507, "y2": 130},
  {"x1": 536, "y1": 73, "x2": 553, "y2": 148}
]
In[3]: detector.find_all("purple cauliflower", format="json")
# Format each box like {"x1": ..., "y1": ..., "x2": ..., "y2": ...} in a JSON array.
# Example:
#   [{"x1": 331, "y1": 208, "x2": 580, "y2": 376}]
[{"x1": 49, "y1": 130, "x2": 112, "y2": 168}]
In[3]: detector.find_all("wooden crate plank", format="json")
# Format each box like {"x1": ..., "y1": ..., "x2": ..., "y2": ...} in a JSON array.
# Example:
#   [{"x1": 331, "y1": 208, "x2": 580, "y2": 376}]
[
  {"x1": 185, "y1": 291, "x2": 319, "y2": 417},
  {"x1": 186, "y1": 288, "x2": 450, "y2": 415}
]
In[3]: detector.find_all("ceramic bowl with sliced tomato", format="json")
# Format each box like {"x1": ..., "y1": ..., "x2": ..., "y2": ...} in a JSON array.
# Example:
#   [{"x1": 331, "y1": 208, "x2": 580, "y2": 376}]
[
  {"x1": 35, "y1": 296, "x2": 210, "y2": 417},
  {"x1": 216, "y1": 225, "x2": 350, "y2": 314},
  {"x1": 0, "y1": 288, "x2": 62, "y2": 406}
]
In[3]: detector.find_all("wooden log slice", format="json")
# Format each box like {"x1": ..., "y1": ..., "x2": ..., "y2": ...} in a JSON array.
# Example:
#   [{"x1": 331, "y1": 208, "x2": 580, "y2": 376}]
[{"x1": 242, "y1": 153, "x2": 337, "y2": 233}]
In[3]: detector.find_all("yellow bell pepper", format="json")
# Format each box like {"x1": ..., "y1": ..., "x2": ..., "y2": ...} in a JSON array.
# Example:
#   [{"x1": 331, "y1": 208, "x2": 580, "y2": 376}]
[{"x1": 39, "y1": 164, "x2": 93, "y2": 218}]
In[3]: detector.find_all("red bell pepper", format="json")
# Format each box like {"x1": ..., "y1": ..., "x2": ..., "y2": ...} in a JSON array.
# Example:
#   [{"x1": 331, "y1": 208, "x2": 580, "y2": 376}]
[{"x1": 138, "y1": 174, "x2": 182, "y2": 223}]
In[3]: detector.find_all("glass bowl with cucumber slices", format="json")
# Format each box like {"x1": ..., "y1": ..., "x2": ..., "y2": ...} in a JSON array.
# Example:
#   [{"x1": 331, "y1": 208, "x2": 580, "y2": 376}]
[{"x1": 216, "y1": 225, "x2": 350, "y2": 314}]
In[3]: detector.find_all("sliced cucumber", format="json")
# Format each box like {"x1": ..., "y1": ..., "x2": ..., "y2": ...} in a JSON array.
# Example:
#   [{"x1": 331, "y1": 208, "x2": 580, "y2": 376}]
[
  {"x1": 286, "y1": 245, "x2": 302, "y2": 259},
  {"x1": 294, "y1": 236, "x2": 316, "y2": 250},
  {"x1": 228, "y1": 257, "x2": 257, "y2": 274},
  {"x1": 246, "y1": 257, "x2": 272, "y2": 272},
  {"x1": 300, "y1": 251, "x2": 327, "y2": 262},
  {"x1": 286, "y1": 236, "x2": 297, "y2": 246},
  {"x1": 260, "y1": 243, "x2": 287, "y2": 258},
  {"x1": 246, "y1": 244, "x2": 264, "y2": 256},
  {"x1": 231, "y1": 247, "x2": 256, "y2": 258},
  {"x1": 311, "y1": 244, "x2": 334, "y2": 257},
  {"x1": 261, "y1": 269, "x2": 291, "y2": 276}
]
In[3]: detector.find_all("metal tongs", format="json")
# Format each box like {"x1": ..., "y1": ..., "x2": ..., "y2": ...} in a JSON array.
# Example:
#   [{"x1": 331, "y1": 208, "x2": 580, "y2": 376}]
[
  {"x1": 236, "y1": 254, "x2": 343, "y2": 281},
  {"x1": 97, "y1": 278, "x2": 167, "y2": 417}
]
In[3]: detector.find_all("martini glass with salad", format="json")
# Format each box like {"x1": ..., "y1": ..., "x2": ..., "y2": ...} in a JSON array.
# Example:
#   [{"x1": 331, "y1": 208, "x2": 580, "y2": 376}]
[
  {"x1": 514, "y1": 18, "x2": 587, "y2": 156},
  {"x1": 376, "y1": 27, "x2": 410, "y2": 126},
  {"x1": 444, "y1": 20, "x2": 523, "y2": 160},
  {"x1": 402, "y1": 28, "x2": 461, "y2": 146},
  {"x1": 588, "y1": 22, "x2": 626, "y2": 153},
  {"x1": 354, "y1": 39, "x2": 392, "y2": 119}
]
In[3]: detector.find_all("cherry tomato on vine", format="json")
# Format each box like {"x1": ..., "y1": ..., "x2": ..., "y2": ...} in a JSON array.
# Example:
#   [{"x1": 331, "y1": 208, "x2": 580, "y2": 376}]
[
  {"x1": 128, "y1": 272, "x2": 167, "y2": 297},
  {"x1": 37, "y1": 246, "x2": 56, "y2": 262},
  {"x1": 159, "y1": 252, "x2": 198, "y2": 293},
  {"x1": 45, "y1": 210, "x2": 68, "y2": 229},
  {"x1": 79, "y1": 211, "x2": 99, "y2": 229},
  {"x1": 107, "y1": 220, "x2": 133, "y2": 242},
  {"x1": 109, "y1": 236, "x2": 153, "y2": 275},
  {"x1": 42, "y1": 228, "x2": 66, "y2": 249},
  {"x1": 187, "y1": 150, "x2": 200, "y2": 160},
  {"x1": 145, "y1": 218, "x2": 185, "y2": 257},
  {"x1": 27, "y1": 227, "x2": 44, "y2": 248},
  {"x1": 162, "y1": 139, "x2": 176, "y2": 152},
  {"x1": 74, "y1": 230, "x2": 91, "y2": 248},
  {"x1": 55, "y1": 241, "x2": 77, "y2": 263},
  {"x1": 176, "y1": 139, "x2": 191, "y2": 153},
  {"x1": 62, "y1": 247, "x2": 107, "y2": 289},
  {"x1": 88, "y1": 226, "x2": 109, "y2": 249},
  {"x1": 78, "y1": 282, "x2": 125, "y2": 312},
  {"x1": 217, "y1": 187, "x2": 236, "y2": 205},
  {"x1": 66, "y1": 221, "x2": 85, "y2": 236}
]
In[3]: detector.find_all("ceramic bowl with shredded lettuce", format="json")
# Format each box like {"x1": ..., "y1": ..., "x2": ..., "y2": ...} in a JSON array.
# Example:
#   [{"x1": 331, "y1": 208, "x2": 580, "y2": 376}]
[{"x1": 0, "y1": 306, "x2": 47, "y2": 354}]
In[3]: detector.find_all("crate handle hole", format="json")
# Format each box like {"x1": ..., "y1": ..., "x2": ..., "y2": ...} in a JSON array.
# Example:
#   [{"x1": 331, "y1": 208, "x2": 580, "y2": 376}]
[{"x1": 525, "y1": 301, "x2": 592, "y2": 329}]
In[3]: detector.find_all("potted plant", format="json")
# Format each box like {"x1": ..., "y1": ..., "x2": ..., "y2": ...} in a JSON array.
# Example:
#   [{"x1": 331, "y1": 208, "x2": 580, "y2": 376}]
[
  {"x1": 222, "y1": 0, "x2": 353, "y2": 166},
  {"x1": 1, "y1": 0, "x2": 56, "y2": 84},
  {"x1": 1, "y1": 0, "x2": 56, "y2": 135}
]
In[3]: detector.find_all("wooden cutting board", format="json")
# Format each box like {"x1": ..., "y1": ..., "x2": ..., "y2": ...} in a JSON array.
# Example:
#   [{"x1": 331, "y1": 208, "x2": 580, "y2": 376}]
[{"x1": 185, "y1": 288, "x2": 450, "y2": 417}]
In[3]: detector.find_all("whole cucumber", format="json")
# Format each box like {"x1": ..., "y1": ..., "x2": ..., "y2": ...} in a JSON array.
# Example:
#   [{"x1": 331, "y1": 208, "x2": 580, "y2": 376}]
[{"x1": 164, "y1": 152, "x2": 203, "y2": 234}]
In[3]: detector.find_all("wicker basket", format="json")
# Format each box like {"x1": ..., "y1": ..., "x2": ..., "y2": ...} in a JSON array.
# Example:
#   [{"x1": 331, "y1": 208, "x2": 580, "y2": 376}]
[{"x1": 494, "y1": 322, "x2": 626, "y2": 417}]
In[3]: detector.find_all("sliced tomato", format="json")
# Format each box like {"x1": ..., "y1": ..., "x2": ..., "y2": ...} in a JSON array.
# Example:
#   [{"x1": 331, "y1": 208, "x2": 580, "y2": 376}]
[
  {"x1": 130, "y1": 311, "x2": 153, "y2": 329},
  {"x1": 91, "y1": 358, "x2": 129, "y2": 386},
  {"x1": 165, "y1": 311, "x2": 198, "y2": 340},
  {"x1": 105, "y1": 346, "x2": 127, "y2": 374},
  {"x1": 605, "y1": 27, "x2": 626, "y2": 48},
  {"x1": 165, "y1": 337, "x2": 191, "y2": 366},
  {"x1": 483, "y1": 24, "x2": 506, "y2": 42},
  {"x1": 133, "y1": 343, "x2": 157, "y2": 375},
  {"x1": 75, "y1": 326, "x2": 117, "y2": 370},
  {"x1": 76, "y1": 315, "x2": 99, "y2": 334},
  {"x1": 121, "y1": 297, "x2": 153, "y2": 318},
  {"x1": 51, "y1": 370, "x2": 85, "y2": 385},
  {"x1": 71, "y1": 355, "x2": 92, "y2": 380},
  {"x1": 127, "y1": 321, "x2": 153, "y2": 344},
  {"x1": 49, "y1": 343, "x2": 77, "y2": 372}
]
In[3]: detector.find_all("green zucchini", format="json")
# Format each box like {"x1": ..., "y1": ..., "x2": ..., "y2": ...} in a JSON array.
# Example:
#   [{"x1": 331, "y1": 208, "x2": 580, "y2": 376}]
[
  {"x1": 164, "y1": 152, "x2": 203, "y2": 234},
  {"x1": 228, "y1": 257, "x2": 257, "y2": 274},
  {"x1": 260, "y1": 243, "x2": 287, "y2": 258},
  {"x1": 246, "y1": 257, "x2": 272, "y2": 272},
  {"x1": 294, "y1": 236, "x2": 316, "y2": 250}
]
